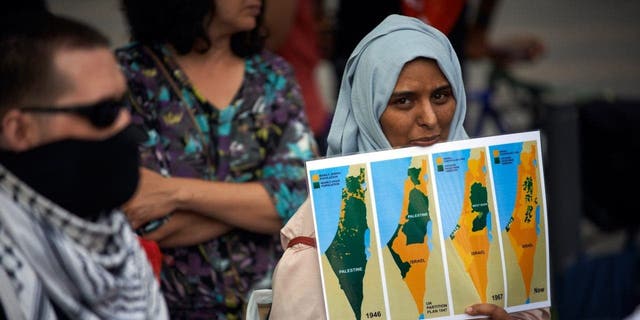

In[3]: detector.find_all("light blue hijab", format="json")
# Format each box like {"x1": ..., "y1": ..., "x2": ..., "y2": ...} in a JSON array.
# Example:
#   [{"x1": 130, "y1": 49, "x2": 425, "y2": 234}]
[{"x1": 326, "y1": 14, "x2": 469, "y2": 157}]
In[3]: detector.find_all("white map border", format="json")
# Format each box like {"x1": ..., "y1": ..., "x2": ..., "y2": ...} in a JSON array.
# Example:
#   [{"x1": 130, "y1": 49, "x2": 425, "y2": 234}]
[{"x1": 306, "y1": 131, "x2": 552, "y2": 319}]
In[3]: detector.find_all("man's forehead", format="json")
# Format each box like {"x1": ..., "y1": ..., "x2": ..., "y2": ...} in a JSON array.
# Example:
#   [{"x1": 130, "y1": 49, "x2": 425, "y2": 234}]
[
  {"x1": 53, "y1": 46, "x2": 118, "y2": 76},
  {"x1": 52, "y1": 46, "x2": 126, "y2": 104}
]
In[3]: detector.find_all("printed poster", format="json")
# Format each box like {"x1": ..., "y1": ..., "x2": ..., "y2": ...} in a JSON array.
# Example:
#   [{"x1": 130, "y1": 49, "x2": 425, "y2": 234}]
[{"x1": 307, "y1": 131, "x2": 550, "y2": 319}]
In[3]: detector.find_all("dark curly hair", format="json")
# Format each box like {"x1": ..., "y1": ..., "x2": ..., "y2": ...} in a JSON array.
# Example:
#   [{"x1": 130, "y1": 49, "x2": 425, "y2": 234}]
[{"x1": 120, "y1": 0, "x2": 266, "y2": 57}]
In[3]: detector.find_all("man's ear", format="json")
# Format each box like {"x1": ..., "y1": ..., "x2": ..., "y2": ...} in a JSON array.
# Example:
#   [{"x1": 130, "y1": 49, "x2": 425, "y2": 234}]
[{"x1": 0, "y1": 109, "x2": 36, "y2": 152}]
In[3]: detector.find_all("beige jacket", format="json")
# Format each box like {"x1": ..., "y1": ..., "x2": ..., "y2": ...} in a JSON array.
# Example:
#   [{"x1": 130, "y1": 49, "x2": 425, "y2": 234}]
[
  {"x1": 269, "y1": 199, "x2": 550, "y2": 320},
  {"x1": 270, "y1": 198, "x2": 326, "y2": 319}
]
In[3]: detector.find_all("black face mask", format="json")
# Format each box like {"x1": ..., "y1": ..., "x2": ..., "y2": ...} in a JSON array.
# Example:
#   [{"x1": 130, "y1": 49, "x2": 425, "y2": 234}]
[{"x1": 0, "y1": 126, "x2": 141, "y2": 220}]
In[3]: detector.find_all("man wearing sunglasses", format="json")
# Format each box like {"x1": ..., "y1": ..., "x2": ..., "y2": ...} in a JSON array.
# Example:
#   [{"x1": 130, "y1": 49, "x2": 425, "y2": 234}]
[{"x1": 0, "y1": 7, "x2": 167, "y2": 320}]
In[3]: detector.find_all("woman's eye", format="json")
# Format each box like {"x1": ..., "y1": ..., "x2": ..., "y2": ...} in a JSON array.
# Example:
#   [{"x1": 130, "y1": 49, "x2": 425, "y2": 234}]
[
  {"x1": 391, "y1": 96, "x2": 412, "y2": 108},
  {"x1": 432, "y1": 90, "x2": 452, "y2": 104}
]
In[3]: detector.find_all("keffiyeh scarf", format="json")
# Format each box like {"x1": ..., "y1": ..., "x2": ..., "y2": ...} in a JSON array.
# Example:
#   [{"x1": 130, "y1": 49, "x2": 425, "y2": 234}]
[{"x1": 0, "y1": 164, "x2": 167, "y2": 320}]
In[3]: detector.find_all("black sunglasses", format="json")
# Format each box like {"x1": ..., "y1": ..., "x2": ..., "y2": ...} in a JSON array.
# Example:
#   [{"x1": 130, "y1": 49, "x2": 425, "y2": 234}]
[{"x1": 21, "y1": 95, "x2": 128, "y2": 128}]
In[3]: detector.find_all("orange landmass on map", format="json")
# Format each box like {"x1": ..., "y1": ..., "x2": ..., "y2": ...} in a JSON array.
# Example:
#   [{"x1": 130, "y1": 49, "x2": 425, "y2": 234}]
[
  {"x1": 451, "y1": 150, "x2": 490, "y2": 302},
  {"x1": 389, "y1": 159, "x2": 430, "y2": 312},
  {"x1": 506, "y1": 144, "x2": 539, "y2": 299}
]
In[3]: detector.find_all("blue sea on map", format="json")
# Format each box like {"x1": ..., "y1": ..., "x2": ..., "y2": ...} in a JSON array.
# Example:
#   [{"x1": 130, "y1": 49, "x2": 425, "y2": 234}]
[
  {"x1": 490, "y1": 143, "x2": 520, "y2": 229},
  {"x1": 433, "y1": 149, "x2": 470, "y2": 236},
  {"x1": 311, "y1": 165, "x2": 375, "y2": 256}
]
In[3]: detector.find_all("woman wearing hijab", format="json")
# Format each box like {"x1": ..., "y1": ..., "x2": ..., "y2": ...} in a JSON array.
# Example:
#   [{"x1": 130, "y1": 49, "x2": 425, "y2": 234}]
[{"x1": 267, "y1": 14, "x2": 550, "y2": 319}]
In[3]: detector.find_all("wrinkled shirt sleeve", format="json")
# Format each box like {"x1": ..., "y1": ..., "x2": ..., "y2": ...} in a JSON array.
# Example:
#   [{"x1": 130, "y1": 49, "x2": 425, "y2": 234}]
[{"x1": 259, "y1": 57, "x2": 319, "y2": 223}]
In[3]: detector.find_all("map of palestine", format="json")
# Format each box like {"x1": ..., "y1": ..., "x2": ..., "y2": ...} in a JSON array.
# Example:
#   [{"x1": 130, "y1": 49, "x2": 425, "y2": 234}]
[
  {"x1": 371, "y1": 156, "x2": 448, "y2": 319},
  {"x1": 311, "y1": 164, "x2": 386, "y2": 320},
  {"x1": 434, "y1": 148, "x2": 505, "y2": 314},
  {"x1": 490, "y1": 141, "x2": 548, "y2": 307},
  {"x1": 307, "y1": 131, "x2": 551, "y2": 319}
]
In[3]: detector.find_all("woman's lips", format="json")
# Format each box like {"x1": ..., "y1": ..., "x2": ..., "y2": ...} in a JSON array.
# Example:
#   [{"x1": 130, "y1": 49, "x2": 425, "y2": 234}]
[{"x1": 409, "y1": 135, "x2": 440, "y2": 147}]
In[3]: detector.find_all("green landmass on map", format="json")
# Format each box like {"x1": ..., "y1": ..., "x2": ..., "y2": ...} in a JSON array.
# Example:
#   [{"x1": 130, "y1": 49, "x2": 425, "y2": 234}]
[
  {"x1": 470, "y1": 182, "x2": 490, "y2": 232},
  {"x1": 387, "y1": 187, "x2": 431, "y2": 273},
  {"x1": 325, "y1": 168, "x2": 368, "y2": 319}
]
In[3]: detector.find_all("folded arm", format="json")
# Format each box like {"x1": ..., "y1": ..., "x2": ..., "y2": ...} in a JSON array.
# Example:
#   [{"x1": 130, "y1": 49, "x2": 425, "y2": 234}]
[
  {"x1": 139, "y1": 210, "x2": 232, "y2": 247},
  {"x1": 124, "y1": 168, "x2": 283, "y2": 235}
]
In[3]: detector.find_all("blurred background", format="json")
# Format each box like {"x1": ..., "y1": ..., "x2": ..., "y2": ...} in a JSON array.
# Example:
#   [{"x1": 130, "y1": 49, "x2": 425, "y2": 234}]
[{"x1": 49, "y1": 0, "x2": 640, "y2": 318}]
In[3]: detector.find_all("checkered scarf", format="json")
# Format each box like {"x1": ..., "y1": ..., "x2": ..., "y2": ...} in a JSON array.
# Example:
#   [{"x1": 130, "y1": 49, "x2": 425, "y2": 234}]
[{"x1": 0, "y1": 164, "x2": 168, "y2": 320}]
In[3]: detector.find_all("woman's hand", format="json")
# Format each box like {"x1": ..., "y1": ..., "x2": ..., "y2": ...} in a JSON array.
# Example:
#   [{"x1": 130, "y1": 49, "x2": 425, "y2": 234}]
[
  {"x1": 140, "y1": 210, "x2": 233, "y2": 247},
  {"x1": 466, "y1": 303, "x2": 511, "y2": 319},
  {"x1": 123, "y1": 167, "x2": 180, "y2": 229}
]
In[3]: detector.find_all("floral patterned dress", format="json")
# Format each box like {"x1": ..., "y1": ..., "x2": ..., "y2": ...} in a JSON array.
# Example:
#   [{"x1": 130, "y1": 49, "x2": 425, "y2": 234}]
[{"x1": 116, "y1": 43, "x2": 318, "y2": 319}]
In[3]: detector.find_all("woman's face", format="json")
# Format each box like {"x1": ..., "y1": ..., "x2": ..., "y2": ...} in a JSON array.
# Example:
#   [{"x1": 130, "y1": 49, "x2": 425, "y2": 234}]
[{"x1": 380, "y1": 58, "x2": 456, "y2": 148}]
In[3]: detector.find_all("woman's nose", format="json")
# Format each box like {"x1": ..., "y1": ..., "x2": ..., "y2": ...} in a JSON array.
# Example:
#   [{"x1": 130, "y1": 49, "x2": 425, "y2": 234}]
[{"x1": 417, "y1": 101, "x2": 437, "y2": 128}]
